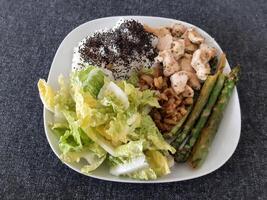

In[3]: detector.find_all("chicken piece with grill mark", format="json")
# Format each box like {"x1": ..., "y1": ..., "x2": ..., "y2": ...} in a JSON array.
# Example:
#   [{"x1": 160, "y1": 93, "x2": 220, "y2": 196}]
[
  {"x1": 156, "y1": 50, "x2": 180, "y2": 77},
  {"x1": 187, "y1": 28, "x2": 204, "y2": 44},
  {"x1": 191, "y1": 43, "x2": 216, "y2": 80},
  {"x1": 170, "y1": 71, "x2": 189, "y2": 95}
]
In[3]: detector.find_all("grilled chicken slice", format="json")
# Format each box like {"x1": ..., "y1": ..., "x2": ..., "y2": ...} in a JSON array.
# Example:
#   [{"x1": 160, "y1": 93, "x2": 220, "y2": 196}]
[
  {"x1": 143, "y1": 24, "x2": 171, "y2": 37},
  {"x1": 171, "y1": 23, "x2": 187, "y2": 37},
  {"x1": 171, "y1": 39, "x2": 185, "y2": 60},
  {"x1": 179, "y1": 54, "x2": 194, "y2": 72},
  {"x1": 191, "y1": 44, "x2": 216, "y2": 80},
  {"x1": 157, "y1": 34, "x2": 173, "y2": 51},
  {"x1": 187, "y1": 28, "x2": 204, "y2": 44},
  {"x1": 182, "y1": 85, "x2": 194, "y2": 97},
  {"x1": 170, "y1": 71, "x2": 189, "y2": 94},
  {"x1": 199, "y1": 43, "x2": 217, "y2": 58},
  {"x1": 178, "y1": 54, "x2": 201, "y2": 90},
  {"x1": 182, "y1": 31, "x2": 198, "y2": 53},
  {"x1": 156, "y1": 50, "x2": 180, "y2": 77}
]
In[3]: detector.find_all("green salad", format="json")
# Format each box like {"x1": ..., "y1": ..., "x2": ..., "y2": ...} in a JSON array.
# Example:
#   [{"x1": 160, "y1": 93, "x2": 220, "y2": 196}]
[{"x1": 38, "y1": 65, "x2": 176, "y2": 180}]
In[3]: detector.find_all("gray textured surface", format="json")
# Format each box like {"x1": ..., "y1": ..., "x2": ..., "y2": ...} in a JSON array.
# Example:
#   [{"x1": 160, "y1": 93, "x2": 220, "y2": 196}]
[{"x1": 0, "y1": 0, "x2": 266, "y2": 199}]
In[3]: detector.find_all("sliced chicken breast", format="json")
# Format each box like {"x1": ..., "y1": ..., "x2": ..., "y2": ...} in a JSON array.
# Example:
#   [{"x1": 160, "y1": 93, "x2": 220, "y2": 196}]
[{"x1": 170, "y1": 71, "x2": 189, "y2": 94}]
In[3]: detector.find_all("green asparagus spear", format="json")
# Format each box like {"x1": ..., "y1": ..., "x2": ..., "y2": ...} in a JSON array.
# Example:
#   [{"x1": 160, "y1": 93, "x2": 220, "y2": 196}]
[
  {"x1": 174, "y1": 73, "x2": 226, "y2": 162},
  {"x1": 171, "y1": 54, "x2": 226, "y2": 150},
  {"x1": 188, "y1": 66, "x2": 240, "y2": 168},
  {"x1": 171, "y1": 75, "x2": 218, "y2": 148}
]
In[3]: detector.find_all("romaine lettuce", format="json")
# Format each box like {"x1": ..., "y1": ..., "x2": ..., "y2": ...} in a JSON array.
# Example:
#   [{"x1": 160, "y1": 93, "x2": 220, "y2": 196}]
[
  {"x1": 71, "y1": 66, "x2": 105, "y2": 98},
  {"x1": 98, "y1": 81, "x2": 129, "y2": 111},
  {"x1": 38, "y1": 65, "x2": 176, "y2": 180},
  {"x1": 138, "y1": 115, "x2": 176, "y2": 154},
  {"x1": 146, "y1": 150, "x2": 170, "y2": 176},
  {"x1": 127, "y1": 168, "x2": 157, "y2": 180},
  {"x1": 38, "y1": 79, "x2": 56, "y2": 112}
]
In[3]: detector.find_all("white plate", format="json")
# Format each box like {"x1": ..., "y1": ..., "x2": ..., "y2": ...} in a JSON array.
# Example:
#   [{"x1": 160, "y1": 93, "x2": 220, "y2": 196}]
[{"x1": 44, "y1": 16, "x2": 241, "y2": 183}]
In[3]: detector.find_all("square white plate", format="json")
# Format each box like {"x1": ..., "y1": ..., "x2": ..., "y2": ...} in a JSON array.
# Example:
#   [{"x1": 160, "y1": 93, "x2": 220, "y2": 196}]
[{"x1": 44, "y1": 16, "x2": 241, "y2": 183}]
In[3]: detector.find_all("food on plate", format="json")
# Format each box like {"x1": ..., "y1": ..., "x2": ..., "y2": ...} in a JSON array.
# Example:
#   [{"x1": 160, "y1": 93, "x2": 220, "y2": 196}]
[
  {"x1": 143, "y1": 23, "x2": 216, "y2": 134},
  {"x1": 174, "y1": 73, "x2": 226, "y2": 162},
  {"x1": 165, "y1": 105, "x2": 193, "y2": 139},
  {"x1": 38, "y1": 19, "x2": 240, "y2": 180},
  {"x1": 171, "y1": 54, "x2": 226, "y2": 159},
  {"x1": 38, "y1": 65, "x2": 175, "y2": 180},
  {"x1": 138, "y1": 65, "x2": 194, "y2": 134},
  {"x1": 72, "y1": 20, "x2": 157, "y2": 79},
  {"x1": 188, "y1": 66, "x2": 240, "y2": 168}
]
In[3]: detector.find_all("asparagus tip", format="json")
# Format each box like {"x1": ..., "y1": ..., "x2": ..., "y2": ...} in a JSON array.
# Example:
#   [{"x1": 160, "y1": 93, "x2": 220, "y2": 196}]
[{"x1": 228, "y1": 66, "x2": 241, "y2": 83}]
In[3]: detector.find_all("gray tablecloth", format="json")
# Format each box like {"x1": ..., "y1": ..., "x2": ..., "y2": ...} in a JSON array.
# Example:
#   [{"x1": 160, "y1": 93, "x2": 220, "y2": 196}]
[{"x1": 1, "y1": 0, "x2": 266, "y2": 199}]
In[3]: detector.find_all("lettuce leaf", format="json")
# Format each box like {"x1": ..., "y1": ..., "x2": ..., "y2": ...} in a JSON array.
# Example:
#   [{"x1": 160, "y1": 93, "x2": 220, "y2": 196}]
[
  {"x1": 71, "y1": 66, "x2": 105, "y2": 98},
  {"x1": 74, "y1": 90, "x2": 111, "y2": 128},
  {"x1": 56, "y1": 75, "x2": 75, "y2": 111},
  {"x1": 121, "y1": 81, "x2": 160, "y2": 111},
  {"x1": 127, "y1": 168, "x2": 157, "y2": 180},
  {"x1": 106, "y1": 112, "x2": 129, "y2": 146},
  {"x1": 58, "y1": 110, "x2": 91, "y2": 154},
  {"x1": 81, "y1": 155, "x2": 106, "y2": 174},
  {"x1": 50, "y1": 122, "x2": 69, "y2": 137},
  {"x1": 83, "y1": 126, "x2": 116, "y2": 156},
  {"x1": 114, "y1": 140, "x2": 144, "y2": 157},
  {"x1": 38, "y1": 75, "x2": 75, "y2": 117},
  {"x1": 108, "y1": 140, "x2": 171, "y2": 179},
  {"x1": 127, "y1": 70, "x2": 139, "y2": 86},
  {"x1": 105, "y1": 112, "x2": 141, "y2": 146},
  {"x1": 108, "y1": 140, "x2": 149, "y2": 176},
  {"x1": 109, "y1": 155, "x2": 149, "y2": 176},
  {"x1": 98, "y1": 81, "x2": 129, "y2": 111},
  {"x1": 138, "y1": 115, "x2": 176, "y2": 154},
  {"x1": 61, "y1": 146, "x2": 106, "y2": 174},
  {"x1": 73, "y1": 86, "x2": 98, "y2": 119},
  {"x1": 58, "y1": 110, "x2": 107, "y2": 173},
  {"x1": 140, "y1": 90, "x2": 160, "y2": 108},
  {"x1": 126, "y1": 150, "x2": 172, "y2": 180},
  {"x1": 146, "y1": 150, "x2": 170, "y2": 176},
  {"x1": 108, "y1": 140, "x2": 161, "y2": 180},
  {"x1": 38, "y1": 79, "x2": 56, "y2": 112}
]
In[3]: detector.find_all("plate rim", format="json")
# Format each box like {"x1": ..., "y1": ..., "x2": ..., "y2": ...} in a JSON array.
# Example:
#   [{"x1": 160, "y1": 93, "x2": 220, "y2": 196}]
[{"x1": 43, "y1": 15, "x2": 241, "y2": 183}]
